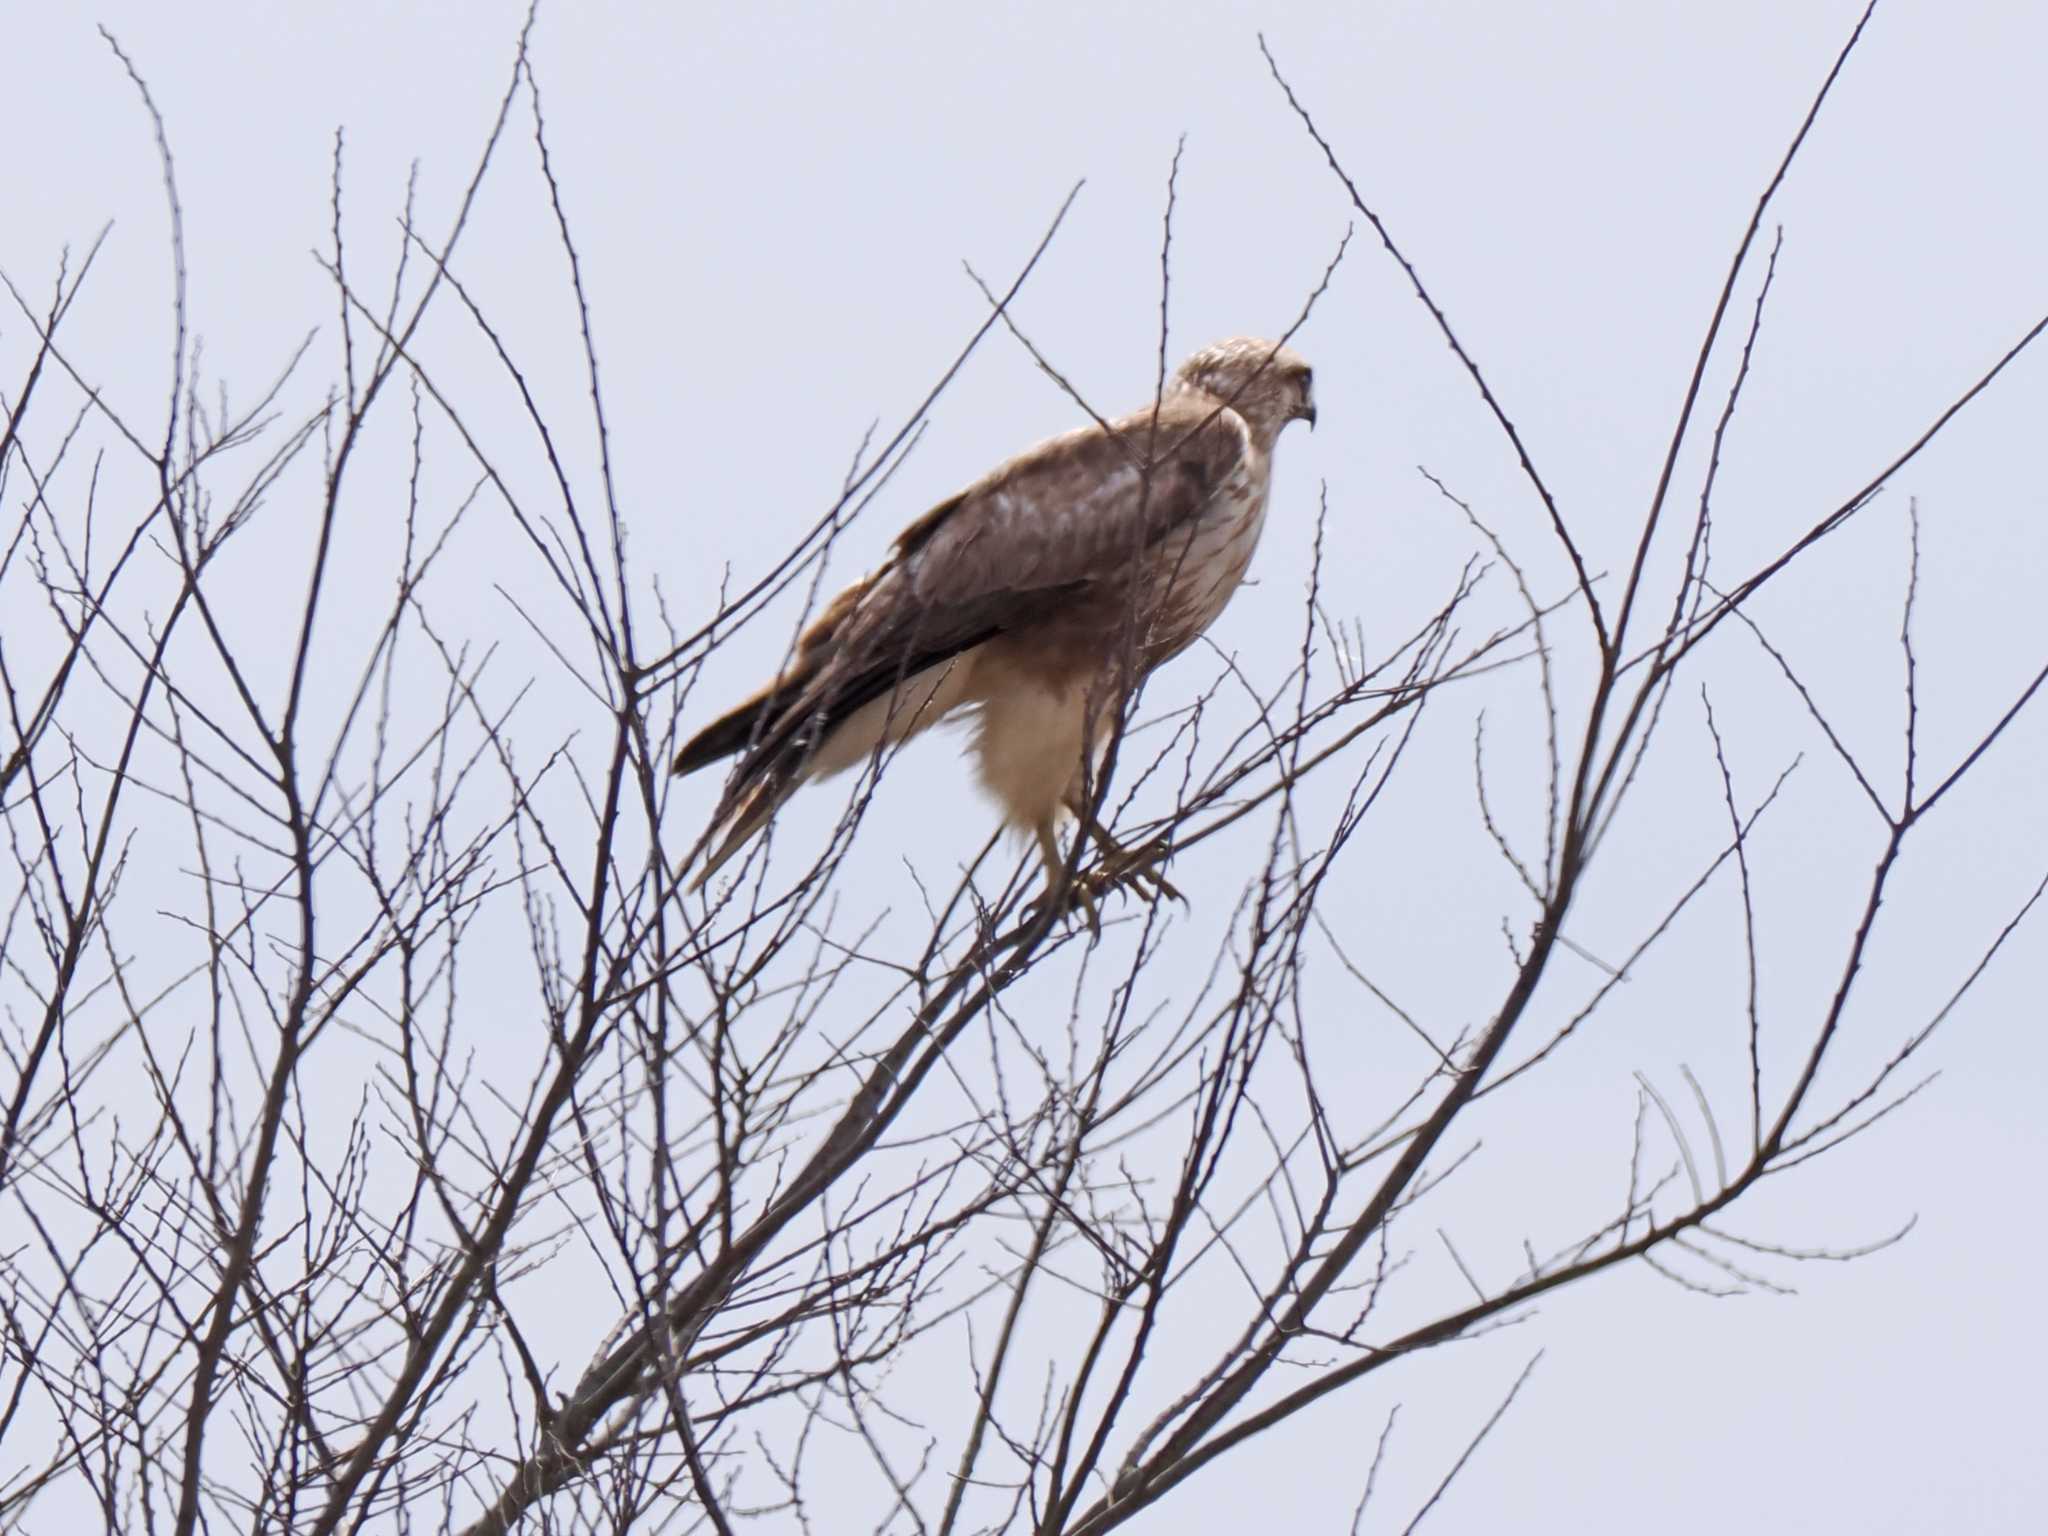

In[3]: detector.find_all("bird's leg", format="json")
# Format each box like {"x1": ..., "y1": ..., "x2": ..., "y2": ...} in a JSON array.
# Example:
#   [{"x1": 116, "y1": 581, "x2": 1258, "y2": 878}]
[
  {"x1": 1029, "y1": 818, "x2": 1100, "y2": 933},
  {"x1": 1065, "y1": 799, "x2": 1184, "y2": 906}
]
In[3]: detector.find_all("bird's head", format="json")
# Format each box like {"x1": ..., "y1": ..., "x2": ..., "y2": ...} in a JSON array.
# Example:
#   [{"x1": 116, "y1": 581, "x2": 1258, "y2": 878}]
[{"x1": 1170, "y1": 337, "x2": 1316, "y2": 446}]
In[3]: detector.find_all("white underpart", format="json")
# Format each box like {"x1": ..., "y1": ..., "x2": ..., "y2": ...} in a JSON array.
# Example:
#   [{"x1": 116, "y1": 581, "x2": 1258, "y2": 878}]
[
  {"x1": 800, "y1": 653, "x2": 1100, "y2": 842},
  {"x1": 970, "y1": 677, "x2": 1101, "y2": 839},
  {"x1": 1149, "y1": 464, "x2": 1269, "y2": 647},
  {"x1": 802, "y1": 656, "x2": 982, "y2": 781}
]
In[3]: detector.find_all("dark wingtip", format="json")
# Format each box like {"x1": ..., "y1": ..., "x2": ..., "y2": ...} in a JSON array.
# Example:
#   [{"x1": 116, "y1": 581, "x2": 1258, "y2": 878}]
[{"x1": 672, "y1": 696, "x2": 771, "y2": 777}]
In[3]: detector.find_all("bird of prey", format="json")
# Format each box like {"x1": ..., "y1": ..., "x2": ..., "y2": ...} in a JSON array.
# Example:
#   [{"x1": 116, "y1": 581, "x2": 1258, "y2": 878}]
[{"x1": 674, "y1": 336, "x2": 1317, "y2": 908}]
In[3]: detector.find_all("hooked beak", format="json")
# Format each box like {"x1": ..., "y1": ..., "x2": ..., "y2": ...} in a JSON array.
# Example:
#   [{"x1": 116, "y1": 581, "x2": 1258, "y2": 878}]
[{"x1": 1302, "y1": 404, "x2": 1318, "y2": 431}]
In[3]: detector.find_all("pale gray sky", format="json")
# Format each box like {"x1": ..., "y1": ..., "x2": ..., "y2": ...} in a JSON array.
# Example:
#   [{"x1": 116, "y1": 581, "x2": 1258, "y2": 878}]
[{"x1": 7, "y1": 2, "x2": 2046, "y2": 1530}]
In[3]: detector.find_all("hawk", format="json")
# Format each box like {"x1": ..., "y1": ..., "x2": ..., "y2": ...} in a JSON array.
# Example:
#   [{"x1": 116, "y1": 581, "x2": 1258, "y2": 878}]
[{"x1": 674, "y1": 336, "x2": 1317, "y2": 907}]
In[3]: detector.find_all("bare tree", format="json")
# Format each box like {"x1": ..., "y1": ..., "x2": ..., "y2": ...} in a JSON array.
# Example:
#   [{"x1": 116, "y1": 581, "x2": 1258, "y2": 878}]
[{"x1": 4, "y1": 4, "x2": 2043, "y2": 1531}]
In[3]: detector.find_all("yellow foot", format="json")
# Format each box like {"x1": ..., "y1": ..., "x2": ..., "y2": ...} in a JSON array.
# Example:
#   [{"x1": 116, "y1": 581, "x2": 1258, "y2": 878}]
[
  {"x1": 1089, "y1": 837, "x2": 1185, "y2": 907},
  {"x1": 1025, "y1": 875, "x2": 1103, "y2": 936},
  {"x1": 1024, "y1": 843, "x2": 1184, "y2": 937}
]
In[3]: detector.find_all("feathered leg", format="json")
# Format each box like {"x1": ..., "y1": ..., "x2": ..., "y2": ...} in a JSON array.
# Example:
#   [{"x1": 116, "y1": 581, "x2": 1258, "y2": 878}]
[{"x1": 1030, "y1": 817, "x2": 1101, "y2": 932}]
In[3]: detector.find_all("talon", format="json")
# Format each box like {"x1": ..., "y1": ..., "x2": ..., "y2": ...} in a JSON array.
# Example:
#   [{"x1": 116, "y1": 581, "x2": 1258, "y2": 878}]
[
  {"x1": 1096, "y1": 837, "x2": 1182, "y2": 907},
  {"x1": 1023, "y1": 869, "x2": 1104, "y2": 935},
  {"x1": 1141, "y1": 866, "x2": 1186, "y2": 905},
  {"x1": 1031, "y1": 817, "x2": 1183, "y2": 932},
  {"x1": 1074, "y1": 879, "x2": 1103, "y2": 936}
]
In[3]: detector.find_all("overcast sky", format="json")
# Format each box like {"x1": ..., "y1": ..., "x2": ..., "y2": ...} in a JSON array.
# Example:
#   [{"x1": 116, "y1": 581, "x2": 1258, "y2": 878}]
[{"x1": 7, "y1": 2, "x2": 2047, "y2": 1531}]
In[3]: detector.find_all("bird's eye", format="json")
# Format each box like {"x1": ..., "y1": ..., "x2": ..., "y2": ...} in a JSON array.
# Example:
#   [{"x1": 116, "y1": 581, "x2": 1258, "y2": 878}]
[{"x1": 1299, "y1": 368, "x2": 1314, "y2": 393}]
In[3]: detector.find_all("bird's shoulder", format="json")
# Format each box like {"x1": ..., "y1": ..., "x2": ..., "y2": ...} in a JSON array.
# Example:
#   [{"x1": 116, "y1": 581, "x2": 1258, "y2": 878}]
[{"x1": 891, "y1": 391, "x2": 1250, "y2": 567}]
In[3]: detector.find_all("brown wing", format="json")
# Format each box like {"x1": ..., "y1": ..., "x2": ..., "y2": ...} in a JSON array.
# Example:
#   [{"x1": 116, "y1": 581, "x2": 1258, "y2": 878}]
[
  {"x1": 892, "y1": 398, "x2": 1247, "y2": 600},
  {"x1": 674, "y1": 394, "x2": 1250, "y2": 867}
]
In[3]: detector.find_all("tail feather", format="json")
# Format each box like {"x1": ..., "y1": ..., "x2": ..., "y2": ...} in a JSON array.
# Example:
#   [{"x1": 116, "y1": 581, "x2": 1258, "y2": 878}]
[
  {"x1": 688, "y1": 769, "x2": 800, "y2": 891},
  {"x1": 673, "y1": 691, "x2": 777, "y2": 776},
  {"x1": 677, "y1": 629, "x2": 1000, "y2": 889}
]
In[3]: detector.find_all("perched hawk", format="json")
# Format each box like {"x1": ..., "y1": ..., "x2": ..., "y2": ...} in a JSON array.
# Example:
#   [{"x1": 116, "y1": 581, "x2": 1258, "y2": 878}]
[{"x1": 675, "y1": 336, "x2": 1316, "y2": 904}]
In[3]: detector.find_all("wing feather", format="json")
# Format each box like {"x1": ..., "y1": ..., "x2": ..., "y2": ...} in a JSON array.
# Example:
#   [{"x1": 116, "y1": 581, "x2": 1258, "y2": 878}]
[{"x1": 677, "y1": 394, "x2": 1252, "y2": 875}]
